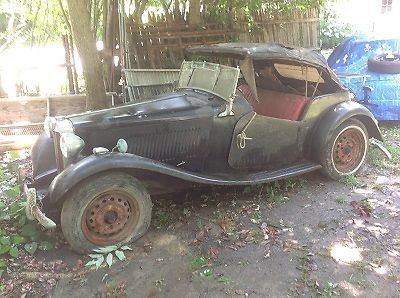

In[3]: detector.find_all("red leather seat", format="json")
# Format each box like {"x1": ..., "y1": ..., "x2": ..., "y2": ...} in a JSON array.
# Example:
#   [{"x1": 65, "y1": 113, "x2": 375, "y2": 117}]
[{"x1": 238, "y1": 84, "x2": 309, "y2": 121}]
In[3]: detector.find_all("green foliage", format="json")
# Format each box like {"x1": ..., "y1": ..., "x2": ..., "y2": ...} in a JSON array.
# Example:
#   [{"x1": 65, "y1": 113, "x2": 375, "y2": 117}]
[
  {"x1": 154, "y1": 210, "x2": 172, "y2": 229},
  {"x1": 339, "y1": 174, "x2": 360, "y2": 187},
  {"x1": 190, "y1": 257, "x2": 208, "y2": 271},
  {"x1": 318, "y1": 282, "x2": 340, "y2": 297},
  {"x1": 0, "y1": 0, "x2": 69, "y2": 49},
  {"x1": 243, "y1": 177, "x2": 304, "y2": 203},
  {"x1": 204, "y1": 0, "x2": 325, "y2": 24},
  {"x1": 320, "y1": 3, "x2": 355, "y2": 49},
  {"x1": 85, "y1": 245, "x2": 132, "y2": 270},
  {"x1": 0, "y1": 161, "x2": 54, "y2": 277}
]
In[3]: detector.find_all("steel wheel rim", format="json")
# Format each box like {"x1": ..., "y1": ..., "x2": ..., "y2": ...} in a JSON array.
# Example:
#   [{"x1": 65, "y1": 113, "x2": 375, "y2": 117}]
[
  {"x1": 81, "y1": 190, "x2": 140, "y2": 246},
  {"x1": 332, "y1": 126, "x2": 367, "y2": 174}
]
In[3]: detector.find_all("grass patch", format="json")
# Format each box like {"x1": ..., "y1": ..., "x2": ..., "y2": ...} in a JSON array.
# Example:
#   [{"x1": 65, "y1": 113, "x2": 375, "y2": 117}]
[
  {"x1": 190, "y1": 256, "x2": 230, "y2": 284},
  {"x1": 351, "y1": 261, "x2": 370, "y2": 275},
  {"x1": 368, "y1": 124, "x2": 400, "y2": 173},
  {"x1": 336, "y1": 197, "x2": 346, "y2": 204},
  {"x1": 243, "y1": 177, "x2": 304, "y2": 204},
  {"x1": 368, "y1": 144, "x2": 400, "y2": 172},
  {"x1": 339, "y1": 174, "x2": 360, "y2": 187},
  {"x1": 154, "y1": 210, "x2": 173, "y2": 229},
  {"x1": 318, "y1": 282, "x2": 340, "y2": 297},
  {"x1": 190, "y1": 257, "x2": 208, "y2": 271}
]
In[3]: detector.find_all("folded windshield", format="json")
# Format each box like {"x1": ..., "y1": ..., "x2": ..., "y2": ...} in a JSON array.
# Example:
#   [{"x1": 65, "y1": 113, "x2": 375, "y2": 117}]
[{"x1": 177, "y1": 61, "x2": 240, "y2": 102}]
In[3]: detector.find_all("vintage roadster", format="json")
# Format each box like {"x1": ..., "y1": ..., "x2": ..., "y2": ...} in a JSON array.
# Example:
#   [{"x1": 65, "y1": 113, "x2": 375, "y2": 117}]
[{"x1": 26, "y1": 43, "x2": 383, "y2": 253}]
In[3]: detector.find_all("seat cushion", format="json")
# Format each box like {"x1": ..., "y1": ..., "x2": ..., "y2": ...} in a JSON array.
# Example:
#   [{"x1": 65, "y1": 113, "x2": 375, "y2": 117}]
[{"x1": 238, "y1": 85, "x2": 309, "y2": 121}]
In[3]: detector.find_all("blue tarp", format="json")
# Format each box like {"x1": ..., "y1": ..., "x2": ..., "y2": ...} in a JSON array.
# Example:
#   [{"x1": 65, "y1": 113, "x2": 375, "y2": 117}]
[{"x1": 328, "y1": 35, "x2": 400, "y2": 120}]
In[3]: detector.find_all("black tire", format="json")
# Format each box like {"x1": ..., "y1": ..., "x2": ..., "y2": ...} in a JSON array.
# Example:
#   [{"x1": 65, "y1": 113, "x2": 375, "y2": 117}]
[
  {"x1": 320, "y1": 119, "x2": 368, "y2": 180},
  {"x1": 367, "y1": 53, "x2": 400, "y2": 74},
  {"x1": 61, "y1": 172, "x2": 152, "y2": 254}
]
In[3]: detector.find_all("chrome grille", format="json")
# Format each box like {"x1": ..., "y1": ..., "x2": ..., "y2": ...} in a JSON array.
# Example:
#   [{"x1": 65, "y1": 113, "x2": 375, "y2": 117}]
[{"x1": 128, "y1": 127, "x2": 201, "y2": 161}]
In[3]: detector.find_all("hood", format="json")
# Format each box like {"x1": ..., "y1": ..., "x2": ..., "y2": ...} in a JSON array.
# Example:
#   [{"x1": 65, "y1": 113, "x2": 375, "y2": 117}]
[{"x1": 61, "y1": 91, "x2": 211, "y2": 130}]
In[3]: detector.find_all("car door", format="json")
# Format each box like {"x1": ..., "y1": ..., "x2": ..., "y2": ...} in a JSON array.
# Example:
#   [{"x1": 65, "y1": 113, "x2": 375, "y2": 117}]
[{"x1": 228, "y1": 112, "x2": 302, "y2": 170}]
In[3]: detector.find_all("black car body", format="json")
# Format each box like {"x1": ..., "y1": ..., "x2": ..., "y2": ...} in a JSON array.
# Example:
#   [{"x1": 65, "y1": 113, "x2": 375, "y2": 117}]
[{"x1": 26, "y1": 43, "x2": 383, "y2": 253}]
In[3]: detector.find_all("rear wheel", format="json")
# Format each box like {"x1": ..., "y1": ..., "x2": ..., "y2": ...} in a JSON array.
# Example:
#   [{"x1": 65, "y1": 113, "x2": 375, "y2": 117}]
[
  {"x1": 61, "y1": 172, "x2": 152, "y2": 253},
  {"x1": 321, "y1": 119, "x2": 368, "y2": 180}
]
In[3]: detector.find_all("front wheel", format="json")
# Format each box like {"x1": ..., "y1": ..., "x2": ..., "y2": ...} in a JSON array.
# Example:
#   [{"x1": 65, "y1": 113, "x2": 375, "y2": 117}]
[
  {"x1": 320, "y1": 119, "x2": 368, "y2": 180},
  {"x1": 61, "y1": 172, "x2": 152, "y2": 253}
]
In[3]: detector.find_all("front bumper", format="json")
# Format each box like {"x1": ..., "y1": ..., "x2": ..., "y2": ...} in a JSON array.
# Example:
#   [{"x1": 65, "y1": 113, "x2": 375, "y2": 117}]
[{"x1": 24, "y1": 183, "x2": 57, "y2": 229}]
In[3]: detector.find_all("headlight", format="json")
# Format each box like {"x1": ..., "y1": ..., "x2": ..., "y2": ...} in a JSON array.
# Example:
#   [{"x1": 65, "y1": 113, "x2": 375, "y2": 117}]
[
  {"x1": 60, "y1": 132, "x2": 85, "y2": 159},
  {"x1": 44, "y1": 117, "x2": 56, "y2": 138},
  {"x1": 54, "y1": 118, "x2": 74, "y2": 134}
]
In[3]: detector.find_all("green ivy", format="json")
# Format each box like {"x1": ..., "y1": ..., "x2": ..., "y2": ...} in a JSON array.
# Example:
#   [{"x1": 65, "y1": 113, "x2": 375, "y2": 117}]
[{"x1": 320, "y1": 4, "x2": 356, "y2": 49}]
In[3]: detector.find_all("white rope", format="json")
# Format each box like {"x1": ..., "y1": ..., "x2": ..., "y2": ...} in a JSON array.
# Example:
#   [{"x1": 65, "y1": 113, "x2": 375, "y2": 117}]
[{"x1": 236, "y1": 112, "x2": 257, "y2": 149}]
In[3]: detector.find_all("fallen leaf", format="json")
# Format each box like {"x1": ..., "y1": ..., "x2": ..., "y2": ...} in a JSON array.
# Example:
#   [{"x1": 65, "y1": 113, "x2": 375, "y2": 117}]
[
  {"x1": 195, "y1": 230, "x2": 205, "y2": 241},
  {"x1": 146, "y1": 289, "x2": 159, "y2": 297},
  {"x1": 351, "y1": 201, "x2": 371, "y2": 222},
  {"x1": 207, "y1": 247, "x2": 220, "y2": 259}
]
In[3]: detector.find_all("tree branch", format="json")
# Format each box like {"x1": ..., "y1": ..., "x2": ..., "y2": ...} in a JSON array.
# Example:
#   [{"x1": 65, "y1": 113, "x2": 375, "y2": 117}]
[{"x1": 57, "y1": 0, "x2": 73, "y2": 35}]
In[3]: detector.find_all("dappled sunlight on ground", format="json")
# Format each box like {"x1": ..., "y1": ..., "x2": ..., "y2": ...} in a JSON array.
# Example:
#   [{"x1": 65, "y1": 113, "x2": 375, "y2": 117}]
[
  {"x1": 152, "y1": 234, "x2": 188, "y2": 255},
  {"x1": 330, "y1": 243, "x2": 364, "y2": 264},
  {"x1": 339, "y1": 280, "x2": 362, "y2": 296}
]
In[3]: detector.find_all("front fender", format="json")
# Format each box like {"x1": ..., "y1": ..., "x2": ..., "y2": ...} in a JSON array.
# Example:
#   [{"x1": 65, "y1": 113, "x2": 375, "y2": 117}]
[
  {"x1": 48, "y1": 153, "x2": 172, "y2": 204},
  {"x1": 311, "y1": 101, "x2": 383, "y2": 158}
]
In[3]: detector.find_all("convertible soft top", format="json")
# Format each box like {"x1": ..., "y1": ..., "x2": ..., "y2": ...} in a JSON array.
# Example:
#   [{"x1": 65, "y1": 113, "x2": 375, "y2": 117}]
[
  {"x1": 187, "y1": 43, "x2": 345, "y2": 98},
  {"x1": 186, "y1": 42, "x2": 330, "y2": 70}
]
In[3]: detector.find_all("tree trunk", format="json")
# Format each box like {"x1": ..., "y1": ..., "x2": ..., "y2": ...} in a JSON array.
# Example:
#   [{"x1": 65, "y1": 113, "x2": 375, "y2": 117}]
[
  {"x1": 0, "y1": 75, "x2": 8, "y2": 98},
  {"x1": 66, "y1": 0, "x2": 108, "y2": 110},
  {"x1": 103, "y1": 0, "x2": 118, "y2": 92},
  {"x1": 188, "y1": 0, "x2": 201, "y2": 26},
  {"x1": 133, "y1": 0, "x2": 149, "y2": 23},
  {"x1": 173, "y1": 0, "x2": 180, "y2": 16},
  {"x1": 62, "y1": 35, "x2": 75, "y2": 93}
]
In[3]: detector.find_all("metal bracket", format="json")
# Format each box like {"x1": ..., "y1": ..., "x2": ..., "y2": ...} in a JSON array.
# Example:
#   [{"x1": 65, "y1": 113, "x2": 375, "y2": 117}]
[{"x1": 218, "y1": 99, "x2": 235, "y2": 117}]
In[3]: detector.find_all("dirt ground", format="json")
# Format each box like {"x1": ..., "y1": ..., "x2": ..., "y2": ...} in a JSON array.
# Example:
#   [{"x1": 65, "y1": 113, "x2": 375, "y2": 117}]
[{"x1": 1, "y1": 124, "x2": 400, "y2": 297}]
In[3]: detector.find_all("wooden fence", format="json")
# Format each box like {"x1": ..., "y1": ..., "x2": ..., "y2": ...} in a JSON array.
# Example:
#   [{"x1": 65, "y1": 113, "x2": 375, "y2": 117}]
[
  {"x1": 0, "y1": 94, "x2": 116, "y2": 151},
  {"x1": 235, "y1": 8, "x2": 320, "y2": 47},
  {"x1": 0, "y1": 93, "x2": 117, "y2": 126},
  {"x1": 126, "y1": 21, "x2": 234, "y2": 69},
  {"x1": 125, "y1": 8, "x2": 319, "y2": 69}
]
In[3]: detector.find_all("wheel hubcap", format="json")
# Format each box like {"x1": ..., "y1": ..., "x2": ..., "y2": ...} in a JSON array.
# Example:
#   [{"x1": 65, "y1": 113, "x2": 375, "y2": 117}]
[
  {"x1": 333, "y1": 127, "x2": 366, "y2": 173},
  {"x1": 82, "y1": 191, "x2": 139, "y2": 245}
]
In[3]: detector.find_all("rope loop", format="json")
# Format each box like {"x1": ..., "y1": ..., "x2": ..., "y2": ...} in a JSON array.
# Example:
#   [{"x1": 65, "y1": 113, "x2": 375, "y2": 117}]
[{"x1": 236, "y1": 112, "x2": 257, "y2": 149}]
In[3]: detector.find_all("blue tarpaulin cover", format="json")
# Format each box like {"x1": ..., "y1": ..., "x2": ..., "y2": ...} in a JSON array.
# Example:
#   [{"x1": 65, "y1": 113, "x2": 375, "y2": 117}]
[{"x1": 328, "y1": 35, "x2": 400, "y2": 120}]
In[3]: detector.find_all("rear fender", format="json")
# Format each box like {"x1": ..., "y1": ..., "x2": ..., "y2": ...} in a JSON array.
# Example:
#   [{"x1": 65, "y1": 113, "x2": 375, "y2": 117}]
[{"x1": 311, "y1": 101, "x2": 383, "y2": 160}]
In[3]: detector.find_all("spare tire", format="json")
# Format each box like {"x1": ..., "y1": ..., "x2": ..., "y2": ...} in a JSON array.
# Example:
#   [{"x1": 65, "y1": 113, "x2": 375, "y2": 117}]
[{"x1": 368, "y1": 53, "x2": 400, "y2": 74}]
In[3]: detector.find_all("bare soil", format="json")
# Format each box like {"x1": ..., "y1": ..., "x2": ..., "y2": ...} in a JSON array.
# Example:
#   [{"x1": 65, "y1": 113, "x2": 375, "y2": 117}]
[{"x1": 1, "y1": 124, "x2": 400, "y2": 297}]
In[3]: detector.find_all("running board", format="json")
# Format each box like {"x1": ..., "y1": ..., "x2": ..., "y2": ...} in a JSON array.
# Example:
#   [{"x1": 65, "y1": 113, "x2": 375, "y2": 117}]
[
  {"x1": 174, "y1": 162, "x2": 322, "y2": 186},
  {"x1": 48, "y1": 154, "x2": 322, "y2": 205}
]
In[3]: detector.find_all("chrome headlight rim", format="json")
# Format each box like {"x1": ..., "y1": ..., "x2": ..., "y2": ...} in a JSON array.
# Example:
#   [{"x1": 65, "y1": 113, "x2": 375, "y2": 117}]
[{"x1": 59, "y1": 132, "x2": 85, "y2": 159}]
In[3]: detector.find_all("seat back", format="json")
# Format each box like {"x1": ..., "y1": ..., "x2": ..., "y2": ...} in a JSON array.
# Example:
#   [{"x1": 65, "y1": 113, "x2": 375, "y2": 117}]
[{"x1": 238, "y1": 85, "x2": 309, "y2": 121}]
